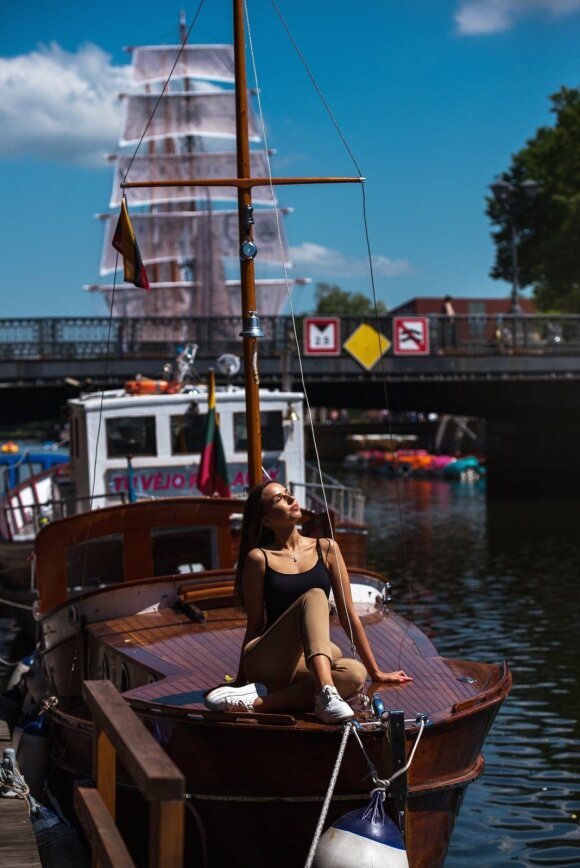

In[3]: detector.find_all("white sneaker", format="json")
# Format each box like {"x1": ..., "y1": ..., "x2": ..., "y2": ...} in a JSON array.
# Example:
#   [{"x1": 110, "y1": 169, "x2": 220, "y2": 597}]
[
  {"x1": 223, "y1": 697, "x2": 255, "y2": 713},
  {"x1": 314, "y1": 685, "x2": 355, "y2": 724},
  {"x1": 204, "y1": 682, "x2": 267, "y2": 712}
]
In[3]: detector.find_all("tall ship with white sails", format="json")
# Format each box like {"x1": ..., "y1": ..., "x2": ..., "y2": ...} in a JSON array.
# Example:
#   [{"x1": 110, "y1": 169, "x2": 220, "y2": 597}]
[{"x1": 89, "y1": 14, "x2": 306, "y2": 318}]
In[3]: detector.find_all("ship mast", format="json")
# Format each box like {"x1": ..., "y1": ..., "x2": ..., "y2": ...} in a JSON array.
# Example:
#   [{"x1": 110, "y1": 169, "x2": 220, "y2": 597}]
[
  {"x1": 122, "y1": 0, "x2": 364, "y2": 488},
  {"x1": 233, "y1": 0, "x2": 262, "y2": 485}
]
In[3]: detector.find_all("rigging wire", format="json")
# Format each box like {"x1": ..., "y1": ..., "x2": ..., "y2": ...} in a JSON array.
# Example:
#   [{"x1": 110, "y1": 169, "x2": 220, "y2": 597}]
[
  {"x1": 256, "y1": 3, "x2": 415, "y2": 662},
  {"x1": 244, "y1": 1, "x2": 358, "y2": 657},
  {"x1": 82, "y1": 0, "x2": 209, "y2": 595},
  {"x1": 268, "y1": 3, "x2": 411, "y2": 597},
  {"x1": 46, "y1": 2, "x2": 211, "y2": 765},
  {"x1": 121, "y1": 0, "x2": 207, "y2": 183},
  {"x1": 59, "y1": 3, "x2": 207, "y2": 716}
]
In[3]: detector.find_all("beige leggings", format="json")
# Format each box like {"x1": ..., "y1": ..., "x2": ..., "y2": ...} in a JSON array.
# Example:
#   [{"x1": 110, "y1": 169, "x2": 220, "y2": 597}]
[{"x1": 243, "y1": 587, "x2": 367, "y2": 710}]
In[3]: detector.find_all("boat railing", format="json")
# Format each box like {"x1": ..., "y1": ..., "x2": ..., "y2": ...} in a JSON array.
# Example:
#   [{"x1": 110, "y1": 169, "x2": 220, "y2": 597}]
[
  {"x1": 1, "y1": 492, "x2": 126, "y2": 540},
  {"x1": 74, "y1": 679, "x2": 185, "y2": 868},
  {"x1": 291, "y1": 465, "x2": 365, "y2": 523}
]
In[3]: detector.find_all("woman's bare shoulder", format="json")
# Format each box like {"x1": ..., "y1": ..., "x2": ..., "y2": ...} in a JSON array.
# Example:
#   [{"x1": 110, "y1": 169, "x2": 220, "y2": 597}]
[
  {"x1": 321, "y1": 537, "x2": 343, "y2": 562},
  {"x1": 246, "y1": 547, "x2": 267, "y2": 565}
]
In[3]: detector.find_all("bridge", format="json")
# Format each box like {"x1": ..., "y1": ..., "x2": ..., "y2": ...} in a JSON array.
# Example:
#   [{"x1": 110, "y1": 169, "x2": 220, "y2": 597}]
[{"x1": 1, "y1": 313, "x2": 580, "y2": 497}]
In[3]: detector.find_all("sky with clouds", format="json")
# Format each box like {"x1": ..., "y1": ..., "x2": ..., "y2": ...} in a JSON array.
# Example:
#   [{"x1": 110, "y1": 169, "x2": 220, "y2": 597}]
[{"x1": 1, "y1": 0, "x2": 579, "y2": 317}]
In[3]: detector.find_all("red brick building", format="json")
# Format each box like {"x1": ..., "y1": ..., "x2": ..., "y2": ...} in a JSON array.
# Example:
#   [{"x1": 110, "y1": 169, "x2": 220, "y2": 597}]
[
  {"x1": 389, "y1": 296, "x2": 537, "y2": 317},
  {"x1": 389, "y1": 296, "x2": 537, "y2": 349}
]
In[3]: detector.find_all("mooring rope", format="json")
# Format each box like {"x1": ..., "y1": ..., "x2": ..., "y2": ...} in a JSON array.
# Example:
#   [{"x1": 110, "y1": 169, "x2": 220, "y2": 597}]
[
  {"x1": 0, "y1": 749, "x2": 32, "y2": 811},
  {"x1": 302, "y1": 717, "x2": 425, "y2": 866},
  {"x1": 355, "y1": 717, "x2": 426, "y2": 793},
  {"x1": 303, "y1": 721, "x2": 354, "y2": 868}
]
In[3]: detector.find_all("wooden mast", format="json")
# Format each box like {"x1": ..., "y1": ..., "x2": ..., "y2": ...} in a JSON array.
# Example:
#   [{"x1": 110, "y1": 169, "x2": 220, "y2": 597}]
[
  {"x1": 233, "y1": 0, "x2": 262, "y2": 487},
  {"x1": 121, "y1": 2, "x2": 365, "y2": 488}
]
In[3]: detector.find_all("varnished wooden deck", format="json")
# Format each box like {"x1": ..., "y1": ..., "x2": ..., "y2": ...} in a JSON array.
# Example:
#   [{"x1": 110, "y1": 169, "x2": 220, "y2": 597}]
[
  {"x1": 89, "y1": 602, "x2": 495, "y2": 728},
  {"x1": 0, "y1": 720, "x2": 42, "y2": 868}
]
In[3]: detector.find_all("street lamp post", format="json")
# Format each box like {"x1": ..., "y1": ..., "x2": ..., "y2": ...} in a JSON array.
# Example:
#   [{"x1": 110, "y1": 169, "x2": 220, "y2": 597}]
[{"x1": 489, "y1": 178, "x2": 539, "y2": 314}]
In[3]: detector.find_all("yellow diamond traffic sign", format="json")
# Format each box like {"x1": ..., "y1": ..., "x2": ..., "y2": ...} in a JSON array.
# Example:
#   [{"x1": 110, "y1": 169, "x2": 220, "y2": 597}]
[{"x1": 343, "y1": 323, "x2": 391, "y2": 371}]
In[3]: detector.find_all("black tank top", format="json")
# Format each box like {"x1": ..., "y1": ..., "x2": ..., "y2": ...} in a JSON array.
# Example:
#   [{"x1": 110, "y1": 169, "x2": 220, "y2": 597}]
[{"x1": 261, "y1": 538, "x2": 331, "y2": 631}]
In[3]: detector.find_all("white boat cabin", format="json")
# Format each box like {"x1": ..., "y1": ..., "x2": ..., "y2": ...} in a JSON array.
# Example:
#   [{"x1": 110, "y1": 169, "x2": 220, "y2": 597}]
[{"x1": 68, "y1": 385, "x2": 305, "y2": 507}]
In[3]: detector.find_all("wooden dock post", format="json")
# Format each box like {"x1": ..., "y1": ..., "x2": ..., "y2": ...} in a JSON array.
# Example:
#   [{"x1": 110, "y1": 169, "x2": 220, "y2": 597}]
[{"x1": 74, "y1": 680, "x2": 185, "y2": 868}]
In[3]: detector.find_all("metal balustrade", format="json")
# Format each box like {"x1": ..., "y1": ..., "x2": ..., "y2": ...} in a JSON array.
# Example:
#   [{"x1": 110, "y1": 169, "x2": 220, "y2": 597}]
[
  {"x1": 0, "y1": 314, "x2": 579, "y2": 361},
  {"x1": 291, "y1": 463, "x2": 365, "y2": 524}
]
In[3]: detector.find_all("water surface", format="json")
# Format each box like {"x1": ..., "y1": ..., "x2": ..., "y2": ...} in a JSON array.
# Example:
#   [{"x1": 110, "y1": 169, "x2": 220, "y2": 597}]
[{"x1": 339, "y1": 470, "x2": 580, "y2": 867}]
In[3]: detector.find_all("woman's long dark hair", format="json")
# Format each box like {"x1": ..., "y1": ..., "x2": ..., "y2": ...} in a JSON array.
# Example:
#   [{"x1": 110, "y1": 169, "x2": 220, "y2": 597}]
[{"x1": 233, "y1": 480, "x2": 277, "y2": 611}]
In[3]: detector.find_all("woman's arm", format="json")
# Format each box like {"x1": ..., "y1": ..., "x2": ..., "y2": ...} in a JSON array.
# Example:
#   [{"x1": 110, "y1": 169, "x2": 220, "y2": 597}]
[
  {"x1": 326, "y1": 539, "x2": 413, "y2": 685},
  {"x1": 233, "y1": 549, "x2": 266, "y2": 684}
]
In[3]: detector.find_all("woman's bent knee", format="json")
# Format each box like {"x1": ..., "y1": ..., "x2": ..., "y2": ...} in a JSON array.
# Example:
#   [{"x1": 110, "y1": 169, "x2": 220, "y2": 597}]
[
  {"x1": 352, "y1": 661, "x2": 368, "y2": 691},
  {"x1": 335, "y1": 659, "x2": 367, "y2": 695},
  {"x1": 302, "y1": 587, "x2": 327, "y2": 603}
]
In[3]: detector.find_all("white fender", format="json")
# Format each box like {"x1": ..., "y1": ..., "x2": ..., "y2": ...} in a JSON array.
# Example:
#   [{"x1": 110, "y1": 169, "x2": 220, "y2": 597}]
[{"x1": 314, "y1": 791, "x2": 409, "y2": 868}]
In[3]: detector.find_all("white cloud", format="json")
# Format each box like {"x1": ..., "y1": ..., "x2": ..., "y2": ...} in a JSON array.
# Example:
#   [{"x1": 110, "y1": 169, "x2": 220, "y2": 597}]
[
  {"x1": 455, "y1": 0, "x2": 580, "y2": 35},
  {"x1": 290, "y1": 242, "x2": 413, "y2": 278},
  {"x1": 0, "y1": 42, "x2": 130, "y2": 165}
]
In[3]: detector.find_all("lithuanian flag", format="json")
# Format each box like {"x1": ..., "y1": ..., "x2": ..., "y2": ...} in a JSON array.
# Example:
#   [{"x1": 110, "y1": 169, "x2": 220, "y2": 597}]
[
  {"x1": 112, "y1": 196, "x2": 150, "y2": 290},
  {"x1": 198, "y1": 370, "x2": 231, "y2": 497}
]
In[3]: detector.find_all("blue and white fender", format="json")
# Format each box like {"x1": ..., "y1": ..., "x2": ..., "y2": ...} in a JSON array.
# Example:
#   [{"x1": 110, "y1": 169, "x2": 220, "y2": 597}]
[{"x1": 313, "y1": 790, "x2": 409, "y2": 868}]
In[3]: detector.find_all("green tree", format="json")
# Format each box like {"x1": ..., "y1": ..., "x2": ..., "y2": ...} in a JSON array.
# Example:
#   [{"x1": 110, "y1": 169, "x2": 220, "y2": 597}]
[
  {"x1": 487, "y1": 86, "x2": 580, "y2": 312},
  {"x1": 312, "y1": 282, "x2": 387, "y2": 315}
]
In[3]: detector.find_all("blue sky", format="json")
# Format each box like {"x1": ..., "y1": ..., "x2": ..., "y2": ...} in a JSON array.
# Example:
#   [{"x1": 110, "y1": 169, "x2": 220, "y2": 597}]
[{"x1": 1, "y1": 0, "x2": 580, "y2": 317}]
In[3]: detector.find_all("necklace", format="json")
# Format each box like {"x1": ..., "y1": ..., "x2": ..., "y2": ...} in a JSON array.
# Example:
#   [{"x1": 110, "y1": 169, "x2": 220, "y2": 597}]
[{"x1": 274, "y1": 550, "x2": 299, "y2": 562}]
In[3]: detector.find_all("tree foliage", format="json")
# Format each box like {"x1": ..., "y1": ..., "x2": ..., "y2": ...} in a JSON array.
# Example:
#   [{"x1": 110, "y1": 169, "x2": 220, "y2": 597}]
[
  {"x1": 487, "y1": 86, "x2": 580, "y2": 312},
  {"x1": 312, "y1": 282, "x2": 387, "y2": 315}
]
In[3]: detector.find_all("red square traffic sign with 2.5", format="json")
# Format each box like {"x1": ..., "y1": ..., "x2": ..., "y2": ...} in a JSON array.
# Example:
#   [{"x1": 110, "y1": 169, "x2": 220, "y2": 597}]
[
  {"x1": 304, "y1": 317, "x2": 341, "y2": 355},
  {"x1": 393, "y1": 317, "x2": 430, "y2": 355}
]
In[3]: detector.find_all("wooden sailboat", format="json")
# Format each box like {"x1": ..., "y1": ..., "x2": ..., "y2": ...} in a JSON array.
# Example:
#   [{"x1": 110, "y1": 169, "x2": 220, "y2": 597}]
[{"x1": 24, "y1": 5, "x2": 511, "y2": 866}]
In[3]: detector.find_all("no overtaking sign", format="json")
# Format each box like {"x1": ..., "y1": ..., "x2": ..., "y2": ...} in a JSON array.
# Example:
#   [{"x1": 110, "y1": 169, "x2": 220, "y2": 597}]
[{"x1": 393, "y1": 317, "x2": 430, "y2": 355}]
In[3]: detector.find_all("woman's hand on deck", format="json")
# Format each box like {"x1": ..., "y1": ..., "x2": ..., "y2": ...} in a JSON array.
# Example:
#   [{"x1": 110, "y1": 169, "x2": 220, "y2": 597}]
[{"x1": 371, "y1": 669, "x2": 413, "y2": 684}]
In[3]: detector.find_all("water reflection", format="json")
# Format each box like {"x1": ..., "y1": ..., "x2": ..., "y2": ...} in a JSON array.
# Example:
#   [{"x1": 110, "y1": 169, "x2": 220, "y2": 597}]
[{"x1": 339, "y1": 472, "x2": 580, "y2": 866}]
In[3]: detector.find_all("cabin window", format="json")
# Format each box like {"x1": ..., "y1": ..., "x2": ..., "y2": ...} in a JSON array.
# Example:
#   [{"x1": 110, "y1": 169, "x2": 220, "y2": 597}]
[
  {"x1": 106, "y1": 417, "x2": 157, "y2": 458},
  {"x1": 151, "y1": 526, "x2": 217, "y2": 575},
  {"x1": 65, "y1": 534, "x2": 124, "y2": 588},
  {"x1": 170, "y1": 412, "x2": 208, "y2": 455},
  {"x1": 234, "y1": 411, "x2": 283, "y2": 452}
]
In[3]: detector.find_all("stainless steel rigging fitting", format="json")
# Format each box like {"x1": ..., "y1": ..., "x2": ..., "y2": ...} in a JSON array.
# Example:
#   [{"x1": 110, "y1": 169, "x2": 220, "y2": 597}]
[
  {"x1": 240, "y1": 205, "x2": 258, "y2": 260},
  {"x1": 242, "y1": 204, "x2": 255, "y2": 230},
  {"x1": 240, "y1": 311, "x2": 264, "y2": 338},
  {"x1": 240, "y1": 239, "x2": 258, "y2": 260}
]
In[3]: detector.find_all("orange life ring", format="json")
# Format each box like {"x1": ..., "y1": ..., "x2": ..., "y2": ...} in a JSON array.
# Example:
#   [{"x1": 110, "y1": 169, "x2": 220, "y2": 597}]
[{"x1": 124, "y1": 379, "x2": 182, "y2": 396}]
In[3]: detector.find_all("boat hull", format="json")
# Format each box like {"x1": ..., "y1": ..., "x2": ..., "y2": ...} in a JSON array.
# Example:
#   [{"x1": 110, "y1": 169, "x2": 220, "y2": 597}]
[
  {"x1": 45, "y1": 684, "x2": 505, "y2": 868},
  {"x1": 31, "y1": 505, "x2": 511, "y2": 868}
]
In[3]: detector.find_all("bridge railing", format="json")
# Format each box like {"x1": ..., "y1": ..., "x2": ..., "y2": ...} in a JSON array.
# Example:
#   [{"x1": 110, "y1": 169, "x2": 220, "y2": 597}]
[
  {"x1": 0, "y1": 316, "x2": 294, "y2": 360},
  {"x1": 0, "y1": 314, "x2": 579, "y2": 360}
]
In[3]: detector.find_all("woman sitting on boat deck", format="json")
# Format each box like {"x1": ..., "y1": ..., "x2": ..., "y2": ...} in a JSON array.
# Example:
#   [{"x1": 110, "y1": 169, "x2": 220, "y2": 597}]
[{"x1": 205, "y1": 481, "x2": 412, "y2": 724}]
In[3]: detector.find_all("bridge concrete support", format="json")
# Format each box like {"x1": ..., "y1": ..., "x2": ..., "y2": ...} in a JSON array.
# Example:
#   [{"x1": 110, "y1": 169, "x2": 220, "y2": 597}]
[{"x1": 486, "y1": 417, "x2": 580, "y2": 498}]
